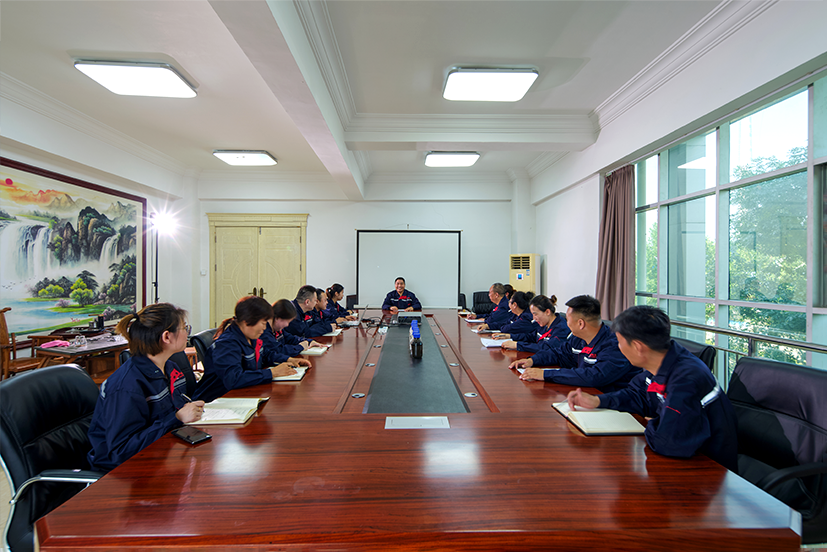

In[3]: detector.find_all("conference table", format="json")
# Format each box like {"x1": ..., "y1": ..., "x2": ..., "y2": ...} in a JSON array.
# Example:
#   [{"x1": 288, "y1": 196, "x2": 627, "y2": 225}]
[{"x1": 35, "y1": 310, "x2": 801, "y2": 551}]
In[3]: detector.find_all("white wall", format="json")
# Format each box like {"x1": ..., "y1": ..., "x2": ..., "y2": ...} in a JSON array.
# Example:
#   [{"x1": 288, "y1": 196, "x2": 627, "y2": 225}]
[
  {"x1": 535, "y1": 175, "x2": 600, "y2": 305},
  {"x1": 195, "y1": 199, "x2": 512, "y2": 331}
]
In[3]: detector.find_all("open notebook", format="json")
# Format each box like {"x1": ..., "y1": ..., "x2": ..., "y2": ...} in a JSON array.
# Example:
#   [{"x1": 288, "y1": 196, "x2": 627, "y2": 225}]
[
  {"x1": 300, "y1": 345, "x2": 329, "y2": 356},
  {"x1": 273, "y1": 366, "x2": 308, "y2": 382},
  {"x1": 552, "y1": 401, "x2": 645, "y2": 436},
  {"x1": 188, "y1": 397, "x2": 269, "y2": 425}
]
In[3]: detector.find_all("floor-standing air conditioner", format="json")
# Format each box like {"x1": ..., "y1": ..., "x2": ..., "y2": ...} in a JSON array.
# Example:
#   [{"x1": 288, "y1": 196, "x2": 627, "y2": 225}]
[{"x1": 509, "y1": 254, "x2": 540, "y2": 294}]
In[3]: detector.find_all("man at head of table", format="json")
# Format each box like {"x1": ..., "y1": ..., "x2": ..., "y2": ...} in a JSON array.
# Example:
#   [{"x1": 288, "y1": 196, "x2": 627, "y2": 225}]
[
  {"x1": 382, "y1": 277, "x2": 422, "y2": 312},
  {"x1": 509, "y1": 294, "x2": 640, "y2": 393},
  {"x1": 565, "y1": 305, "x2": 738, "y2": 471}
]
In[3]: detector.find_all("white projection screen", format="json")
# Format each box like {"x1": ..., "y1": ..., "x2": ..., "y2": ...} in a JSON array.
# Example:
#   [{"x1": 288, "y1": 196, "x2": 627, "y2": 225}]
[{"x1": 357, "y1": 230, "x2": 461, "y2": 308}]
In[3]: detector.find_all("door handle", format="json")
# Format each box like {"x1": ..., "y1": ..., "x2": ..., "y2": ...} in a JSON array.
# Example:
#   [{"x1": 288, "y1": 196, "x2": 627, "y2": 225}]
[
  {"x1": 251, "y1": 287, "x2": 257, "y2": 296},
  {"x1": 259, "y1": 288, "x2": 266, "y2": 297}
]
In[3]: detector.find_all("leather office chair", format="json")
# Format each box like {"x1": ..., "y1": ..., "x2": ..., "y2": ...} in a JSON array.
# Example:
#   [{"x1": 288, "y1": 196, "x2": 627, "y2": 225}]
[
  {"x1": 0, "y1": 307, "x2": 41, "y2": 380},
  {"x1": 672, "y1": 336, "x2": 716, "y2": 372},
  {"x1": 727, "y1": 356, "x2": 827, "y2": 544},
  {"x1": 0, "y1": 364, "x2": 103, "y2": 552},
  {"x1": 346, "y1": 294, "x2": 357, "y2": 311},
  {"x1": 119, "y1": 350, "x2": 197, "y2": 396},
  {"x1": 472, "y1": 292, "x2": 495, "y2": 316},
  {"x1": 191, "y1": 329, "x2": 217, "y2": 373},
  {"x1": 458, "y1": 293, "x2": 467, "y2": 310}
]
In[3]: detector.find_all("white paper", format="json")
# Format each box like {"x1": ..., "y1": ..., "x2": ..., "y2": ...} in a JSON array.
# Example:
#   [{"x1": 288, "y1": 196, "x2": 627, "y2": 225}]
[
  {"x1": 480, "y1": 337, "x2": 503, "y2": 348},
  {"x1": 273, "y1": 366, "x2": 308, "y2": 381}
]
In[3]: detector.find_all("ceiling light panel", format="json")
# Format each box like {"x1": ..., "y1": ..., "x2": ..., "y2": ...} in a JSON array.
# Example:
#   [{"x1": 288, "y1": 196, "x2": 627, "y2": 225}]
[
  {"x1": 74, "y1": 61, "x2": 196, "y2": 98},
  {"x1": 443, "y1": 68, "x2": 538, "y2": 102},
  {"x1": 425, "y1": 152, "x2": 480, "y2": 168},
  {"x1": 213, "y1": 150, "x2": 278, "y2": 166}
]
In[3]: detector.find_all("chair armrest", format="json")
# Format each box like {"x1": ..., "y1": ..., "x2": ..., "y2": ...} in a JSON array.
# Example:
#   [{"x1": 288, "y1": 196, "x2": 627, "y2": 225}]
[
  {"x1": 10, "y1": 469, "x2": 104, "y2": 505},
  {"x1": 758, "y1": 462, "x2": 827, "y2": 492}
]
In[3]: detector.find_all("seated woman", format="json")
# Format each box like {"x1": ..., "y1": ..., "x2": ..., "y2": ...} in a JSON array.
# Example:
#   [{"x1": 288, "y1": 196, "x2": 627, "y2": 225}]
[
  {"x1": 498, "y1": 294, "x2": 569, "y2": 352},
  {"x1": 487, "y1": 291, "x2": 535, "y2": 335},
  {"x1": 324, "y1": 284, "x2": 356, "y2": 324},
  {"x1": 259, "y1": 299, "x2": 322, "y2": 364},
  {"x1": 382, "y1": 277, "x2": 422, "y2": 312},
  {"x1": 87, "y1": 303, "x2": 205, "y2": 472},
  {"x1": 194, "y1": 296, "x2": 299, "y2": 402},
  {"x1": 469, "y1": 283, "x2": 510, "y2": 330}
]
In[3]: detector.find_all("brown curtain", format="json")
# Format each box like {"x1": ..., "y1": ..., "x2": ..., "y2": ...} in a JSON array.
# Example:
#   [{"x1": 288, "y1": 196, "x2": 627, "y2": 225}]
[{"x1": 595, "y1": 165, "x2": 634, "y2": 321}]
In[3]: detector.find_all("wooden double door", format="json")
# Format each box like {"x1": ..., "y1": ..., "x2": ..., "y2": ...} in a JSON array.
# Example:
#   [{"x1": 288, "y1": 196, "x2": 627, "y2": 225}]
[{"x1": 209, "y1": 214, "x2": 307, "y2": 327}]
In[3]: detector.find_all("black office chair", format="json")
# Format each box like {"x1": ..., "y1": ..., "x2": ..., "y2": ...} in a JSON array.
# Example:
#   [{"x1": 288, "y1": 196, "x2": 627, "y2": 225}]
[
  {"x1": 190, "y1": 328, "x2": 217, "y2": 373},
  {"x1": 672, "y1": 336, "x2": 716, "y2": 372},
  {"x1": 472, "y1": 291, "x2": 495, "y2": 316},
  {"x1": 458, "y1": 293, "x2": 467, "y2": 310},
  {"x1": 119, "y1": 350, "x2": 197, "y2": 397},
  {"x1": 346, "y1": 294, "x2": 357, "y2": 311},
  {"x1": 727, "y1": 356, "x2": 827, "y2": 544},
  {"x1": 0, "y1": 364, "x2": 104, "y2": 552}
]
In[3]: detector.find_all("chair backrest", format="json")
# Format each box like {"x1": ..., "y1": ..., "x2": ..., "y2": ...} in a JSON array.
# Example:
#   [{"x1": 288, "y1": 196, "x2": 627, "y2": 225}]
[
  {"x1": 472, "y1": 291, "x2": 494, "y2": 315},
  {"x1": 345, "y1": 294, "x2": 357, "y2": 311},
  {"x1": 672, "y1": 336, "x2": 716, "y2": 372},
  {"x1": 458, "y1": 293, "x2": 467, "y2": 310},
  {"x1": 728, "y1": 356, "x2": 827, "y2": 469},
  {"x1": 0, "y1": 307, "x2": 12, "y2": 348},
  {"x1": 0, "y1": 364, "x2": 99, "y2": 552},
  {"x1": 191, "y1": 329, "x2": 217, "y2": 373}
]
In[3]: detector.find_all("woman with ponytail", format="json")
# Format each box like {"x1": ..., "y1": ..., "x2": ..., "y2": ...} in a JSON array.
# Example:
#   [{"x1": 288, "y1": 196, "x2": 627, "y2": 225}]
[
  {"x1": 87, "y1": 303, "x2": 204, "y2": 471},
  {"x1": 491, "y1": 291, "x2": 536, "y2": 336},
  {"x1": 499, "y1": 294, "x2": 569, "y2": 352},
  {"x1": 194, "y1": 295, "x2": 299, "y2": 402},
  {"x1": 323, "y1": 283, "x2": 356, "y2": 324}
]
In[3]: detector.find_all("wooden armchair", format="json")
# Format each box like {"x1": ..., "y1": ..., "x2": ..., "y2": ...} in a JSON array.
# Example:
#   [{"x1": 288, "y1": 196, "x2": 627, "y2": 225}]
[{"x1": 0, "y1": 307, "x2": 41, "y2": 380}]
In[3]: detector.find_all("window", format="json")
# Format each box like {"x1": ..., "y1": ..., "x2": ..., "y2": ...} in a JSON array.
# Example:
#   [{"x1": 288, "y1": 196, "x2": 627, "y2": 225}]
[{"x1": 633, "y1": 69, "x2": 827, "y2": 376}]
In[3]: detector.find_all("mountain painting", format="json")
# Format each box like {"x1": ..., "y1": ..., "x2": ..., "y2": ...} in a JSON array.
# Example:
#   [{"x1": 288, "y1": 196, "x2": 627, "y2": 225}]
[{"x1": 0, "y1": 159, "x2": 146, "y2": 336}]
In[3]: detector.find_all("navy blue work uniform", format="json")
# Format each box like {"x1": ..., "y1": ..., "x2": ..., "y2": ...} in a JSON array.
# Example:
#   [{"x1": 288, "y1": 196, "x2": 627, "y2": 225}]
[
  {"x1": 259, "y1": 322, "x2": 304, "y2": 363},
  {"x1": 193, "y1": 324, "x2": 273, "y2": 403},
  {"x1": 382, "y1": 290, "x2": 422, "y2": 310},
  {"x1": 516, "y1": 313, "x2": 570, "y2": 353},
  {"x1": 479, "y1": 296, "x2": 512, "y2": 330},
  {"x1": 285, "y1": 299, "x2": 331, "y2": 338},
  {"x1": 532, "y1": 323, "x2": 641, "y2": 392},
  {"x1": 498, "y1": 309, "x2": 535, "y2": 334},
  {"x1": 324, "y1": 301, "x2": 349, "y2": 319},
  {"x1": 87, "y1": 355, "x2": 187, "y2": 472},
  {"x1": 598, "y1": 340, "x2": 738, "y2": 471}
]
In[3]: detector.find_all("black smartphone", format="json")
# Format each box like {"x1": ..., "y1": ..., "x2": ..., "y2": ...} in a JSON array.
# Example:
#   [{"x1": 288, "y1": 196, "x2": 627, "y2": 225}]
[{"x1": 172, "y1": 426, "x2": 212, "y2": 445}]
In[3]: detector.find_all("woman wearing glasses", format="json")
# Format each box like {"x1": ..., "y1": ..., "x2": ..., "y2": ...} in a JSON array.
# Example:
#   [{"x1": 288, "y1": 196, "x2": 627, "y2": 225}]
[
  {"x1": 194, "y1": 295, "x2": 299, "y2": 402},
  {"x1": 87, "y1": 302, "x2": 205, "y2": 472}
]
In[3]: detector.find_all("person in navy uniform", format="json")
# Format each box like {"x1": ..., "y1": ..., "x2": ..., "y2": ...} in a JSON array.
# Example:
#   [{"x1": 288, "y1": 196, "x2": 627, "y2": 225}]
[
  {"x1": 382, "y1": 277, "x2": 422, "y2": 312},
  {"x1": 194, "y1": 296, "x2": 299, "y2": 402},
  {"x1": 566, "y1": 306, "x2": 738, "y2": 471},
  {"x1": 324, "y1": 283, "x2": 356, "y2": 324},
  {"x1": 510, "y1": 295, "x2": 641, "y2": 393},
  {"x1": 487, "y1": 291, "x2": 535, "y2": 334},
  {"x1": 497, "y1": 294, "x2": 569, "y2": 352},
  {"x1": 87, "y1": 303, "x2": 205, "y2": 472},
  {"x1": 259, "y1": 299, "x2": 322, "y2": 365},
  {"x1": 468, "y1": 283, "x2": 511, "y2": 331},
  {"x1": 284, "y1": 285, "x2": 335, "y2": 339}
]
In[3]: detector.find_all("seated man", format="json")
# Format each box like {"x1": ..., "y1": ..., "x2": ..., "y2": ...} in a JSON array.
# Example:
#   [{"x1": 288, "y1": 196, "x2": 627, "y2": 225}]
[
  {"x1": 566, "y1": 306, "x2": 737, "y2": 471},
  {"x1": 510, "y1": 295, "x2": 640, "y2": 392},
  {"x1": 468, "y1": 283, "x2": 511, "y2": 331},
  {"x1": 382, "y1": 277, "x2": 422, "y2": 312},
  {"x1": 284, "y1": 285, "x2": 333, "y2": 339}
]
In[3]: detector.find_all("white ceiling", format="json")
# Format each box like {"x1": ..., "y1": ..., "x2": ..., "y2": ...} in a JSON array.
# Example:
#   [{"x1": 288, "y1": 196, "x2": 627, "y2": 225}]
[{"x1": 0, "y1": 0, "x2": 721, "y2": 198}]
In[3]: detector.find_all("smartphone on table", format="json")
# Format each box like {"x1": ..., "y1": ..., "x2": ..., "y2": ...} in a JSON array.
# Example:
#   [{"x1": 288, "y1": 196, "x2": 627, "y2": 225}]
[{"x1": 172, "y1": 426, "x2": 212, "y2": 445}]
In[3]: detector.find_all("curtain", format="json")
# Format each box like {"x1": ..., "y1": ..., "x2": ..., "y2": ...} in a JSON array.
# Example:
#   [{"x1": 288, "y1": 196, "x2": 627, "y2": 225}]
[{"x1": 595, "y1": 165, "x2": 634, "y2": 321}]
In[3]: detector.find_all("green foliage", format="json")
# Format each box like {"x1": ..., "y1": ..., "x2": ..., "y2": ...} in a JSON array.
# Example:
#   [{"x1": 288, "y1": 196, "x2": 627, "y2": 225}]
[
  {"x1": 71, "y1": 278, "x2": 88, "y2": 292},
  {"x1": 76, "y1": 270, "x2": 99, "y2": 293},
  {"x1": 37, "y1": 284, "x2": 65, "y2": 298},
  {"x1": 103, "y1": 255, "x2": 137, "y2": 304},
  {"x1": 69, "y1": 287, "x2": 95, "y2": 306}
]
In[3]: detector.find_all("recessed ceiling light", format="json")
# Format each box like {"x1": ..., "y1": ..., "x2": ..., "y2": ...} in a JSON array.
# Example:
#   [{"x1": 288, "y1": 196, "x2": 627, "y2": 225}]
[
  {"x1": 425, "y1": 152, "x2": 480, "y2": 168},
  {"x1": 443, "y1": 68, "x2": 538, "y2": 102},
  {"x1": 213, "y1": 150, "x2": 278, "y2": 166},
  {"x1": 74, "y1": 60, "x2": 196, "y2": 98}
]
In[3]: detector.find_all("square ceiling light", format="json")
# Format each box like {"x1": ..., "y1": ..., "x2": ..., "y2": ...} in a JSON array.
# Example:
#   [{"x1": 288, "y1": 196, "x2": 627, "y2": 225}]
[
  {"x1": 443, "y1": 68, "x2": 538, "y2": 102},
  {"x1": 74, "y1": 60, "x2": 196, "y2": 98},
  {"x1": 213, "y1": 150, "x2": 278, "y2": 166},
  {"x1": 425, "y1": 152, "x2": 480, "y2": 168}
]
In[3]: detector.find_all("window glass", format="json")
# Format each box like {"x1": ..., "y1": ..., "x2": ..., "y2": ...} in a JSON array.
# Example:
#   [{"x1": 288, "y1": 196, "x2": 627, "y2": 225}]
[
  {"x1": 635, "y1": 209, "x2": 657, "y2": 293},
  {"x1": 728, "y1": 171, "x2": 807, "y2": 304},
  {"x1": 635, "y1": 155, "x2": 658, "y2": 207},
  {"x1": 667, "y1": 131, "x2": 716, "y2": 198},
  {"x1": 726, "y1": 306, "x2": 806, "y2": 365},
  {"x1": 730, "y1": 89, "x2": 808, "y2": 182},
  {"x1": 635, "y1": 295, "x2": 658, "y2": 306},
  {"x1": 813, "y1": 76, "x2": 827, "y2": 159},
  {"x1": 812, "y1": 314, "x2": 827, "y2": 371},
  {"x1": 667, "y1": 195, "x2": 715, "y2": 298},
  {"x1": 666, "y1": 299, "x2": 714, "y2": 345},
  {"x1": 821, "y1": 166, "x2": 827, "y2": 307}
]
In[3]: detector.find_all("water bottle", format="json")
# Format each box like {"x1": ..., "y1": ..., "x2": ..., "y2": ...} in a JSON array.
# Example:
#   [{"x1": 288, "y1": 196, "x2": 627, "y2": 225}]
[{"x1": 409, "y1": 320, "x2": 423, "y2": 359}]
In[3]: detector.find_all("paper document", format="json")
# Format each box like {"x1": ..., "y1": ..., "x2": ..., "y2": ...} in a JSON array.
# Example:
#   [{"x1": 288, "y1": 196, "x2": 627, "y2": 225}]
[
  {"x1": 466, "y1": 318, "x2": 485, "y2": 324},
  {"x1": 323, "y1": 328, "x2": 343, "y2": 337},
  {"x1": 300, "y1": 346, "x2": 328, "y2": 356},
  {"x1": 472, "y1": 328, "x2": 498, "y2": 334},
  {"x1": 189, "y1": 397, "x2": 269, "y2": 425},
  {"x1": 480, "y1": 337, "x2": 503, "y2": 348},
  {"x1": 552, "y1": 401, "x2": 645, "y2": 436},
  {"x1": 273, "y1": 366, "x2": 308, "y2": 382}
]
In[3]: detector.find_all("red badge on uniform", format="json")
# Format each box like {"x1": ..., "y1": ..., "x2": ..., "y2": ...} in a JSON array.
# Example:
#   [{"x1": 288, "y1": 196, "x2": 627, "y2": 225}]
[
  {"x1": 304, "y1": 314, "x2": 312, "y2": 321},
  {"x1": 400, "y1": 296, "x2": 407, "y2": 300},
  {"x1": 647, "y1": 381, "x2": 666, "y2": 395},
  {"x1": 169, "y1": 367, "x2": 184, "y2": 393},
  {"x1": 255, "y1": 340, "x2": 263, "y2": 362}
]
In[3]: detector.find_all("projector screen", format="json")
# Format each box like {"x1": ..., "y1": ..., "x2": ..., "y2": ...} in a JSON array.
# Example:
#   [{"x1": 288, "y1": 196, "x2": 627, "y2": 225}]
[{"x1": 356, "y1": 230, "x2": 461, "y2": 308}]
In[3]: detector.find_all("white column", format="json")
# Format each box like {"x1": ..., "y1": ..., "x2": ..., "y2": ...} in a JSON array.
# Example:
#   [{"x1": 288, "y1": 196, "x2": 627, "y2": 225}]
[{"x1": 508, "y1": 169, "x2": 535, "y2": 253}]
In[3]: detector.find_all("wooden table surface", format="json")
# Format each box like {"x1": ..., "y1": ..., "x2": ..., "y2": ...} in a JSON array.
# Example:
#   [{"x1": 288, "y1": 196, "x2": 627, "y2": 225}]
[{"x1": 35, "y1": 310, "x2": 801, "y2": 551}]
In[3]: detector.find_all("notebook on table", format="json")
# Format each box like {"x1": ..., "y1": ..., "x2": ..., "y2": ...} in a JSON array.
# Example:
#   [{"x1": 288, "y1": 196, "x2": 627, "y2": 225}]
[
  {"x1": 552, "y1": 401, "x2": 645, "y2": 436},
  {"x1": 188, "y1": 397, "x2": 269, "y2": 425}
]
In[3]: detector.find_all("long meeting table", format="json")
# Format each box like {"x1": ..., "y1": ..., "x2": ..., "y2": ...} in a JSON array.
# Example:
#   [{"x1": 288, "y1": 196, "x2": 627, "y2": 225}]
[{"x1": 35, "y1": 310, "x2": 801, "y2": 551}]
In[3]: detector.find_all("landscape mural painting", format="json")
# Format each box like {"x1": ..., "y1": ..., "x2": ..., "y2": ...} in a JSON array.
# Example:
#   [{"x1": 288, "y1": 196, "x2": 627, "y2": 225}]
[{"x1": 0, "y1": 158, "x2": 146, "y2": 336}]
